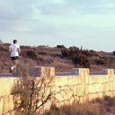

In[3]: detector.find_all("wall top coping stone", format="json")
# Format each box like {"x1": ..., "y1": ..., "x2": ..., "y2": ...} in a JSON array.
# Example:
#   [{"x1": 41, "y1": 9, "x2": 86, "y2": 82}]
[{"x1": 0, "y1": 67, "x2": 115, "y2": 77}]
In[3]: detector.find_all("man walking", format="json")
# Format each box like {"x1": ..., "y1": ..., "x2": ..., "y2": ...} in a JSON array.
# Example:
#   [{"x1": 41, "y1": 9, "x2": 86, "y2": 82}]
[{"x1": 9, "y1": 39, "x2": 21, "y2": 73}]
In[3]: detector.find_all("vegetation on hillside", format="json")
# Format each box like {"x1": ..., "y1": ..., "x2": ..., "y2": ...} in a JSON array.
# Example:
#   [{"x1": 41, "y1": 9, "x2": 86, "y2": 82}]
[{"x1": 0, "y1": 43, "x2": 115, "y2": 73}]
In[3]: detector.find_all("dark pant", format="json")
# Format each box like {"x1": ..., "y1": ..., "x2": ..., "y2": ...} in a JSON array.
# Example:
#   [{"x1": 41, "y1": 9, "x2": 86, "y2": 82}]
[
  {"x1": 11, "y1": 56, "x2": 19, "y2": 60},
  {"x1": 11, "y1": 56, "x2": 19, "y2": 68}
]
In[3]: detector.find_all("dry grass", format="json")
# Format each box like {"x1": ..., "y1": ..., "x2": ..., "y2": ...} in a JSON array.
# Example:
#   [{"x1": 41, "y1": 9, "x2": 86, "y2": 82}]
[
  {"x1": 44, "y1": 103, "x2": 101, "y2": 115},
  {"x1": 44, "y1": 96, "x2": 115, "y2": 115}
]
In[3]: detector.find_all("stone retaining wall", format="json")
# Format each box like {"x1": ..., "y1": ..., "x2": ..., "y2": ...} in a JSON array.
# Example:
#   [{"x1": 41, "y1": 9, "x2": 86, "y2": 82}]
[{"x1": 0, "y1": 67, "x2": 115, "y2": 115}]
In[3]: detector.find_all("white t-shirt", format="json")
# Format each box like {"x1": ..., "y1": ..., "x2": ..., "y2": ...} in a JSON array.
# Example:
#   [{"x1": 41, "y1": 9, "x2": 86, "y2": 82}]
[{"x1": 9, "y1": 44, "x2": 20, "y2": 57}]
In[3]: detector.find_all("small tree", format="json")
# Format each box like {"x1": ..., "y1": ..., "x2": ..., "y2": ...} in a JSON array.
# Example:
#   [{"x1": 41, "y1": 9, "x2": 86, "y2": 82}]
[{"x1": 12, "y1": 66, "x2": 53, "y2": 115}]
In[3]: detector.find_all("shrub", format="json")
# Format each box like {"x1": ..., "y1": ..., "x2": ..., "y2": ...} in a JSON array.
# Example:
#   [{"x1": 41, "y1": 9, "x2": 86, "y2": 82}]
[
  {"x1": 61, "y1": 48, "x2": 70, "y2": 58},
  {"x1": 61, "y1": 48, "x2": 90, "y2": 68},
  {"x1": 13, "y1": 63, "x2": 30, "y2": 77},
  {"x1": 0, "y1": 45, "x2": 8, "y2": 52},
  {"x1": 56, "y1": 45, "x2": 65, "y2": 48},
  {"x1": 27, "y1": 50, "x2": 38, "y2": 60},
  {"x1": 72, "y1": 55, "x2": 90, "y2": 68},
  {"x1": 113, "y1": 51, "x2": 115, "y2": 55},
  {"x1": 94, "y1": 59, "x2": 106, "y2": 65},
  {"x1": 12, "y1": 76, "x2": 53, "y2": 115}
]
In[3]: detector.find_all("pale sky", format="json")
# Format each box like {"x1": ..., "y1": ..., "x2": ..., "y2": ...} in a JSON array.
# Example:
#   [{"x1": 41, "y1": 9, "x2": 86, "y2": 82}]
[{"x1": 0, "y1": 0, "x2": 115, "y2": 52}]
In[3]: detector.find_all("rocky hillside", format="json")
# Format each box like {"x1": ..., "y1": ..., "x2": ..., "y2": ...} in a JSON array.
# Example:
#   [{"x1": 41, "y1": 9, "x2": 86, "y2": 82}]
[{"x1": 0, "y1": 43, "x2": 115, "y2": 73}]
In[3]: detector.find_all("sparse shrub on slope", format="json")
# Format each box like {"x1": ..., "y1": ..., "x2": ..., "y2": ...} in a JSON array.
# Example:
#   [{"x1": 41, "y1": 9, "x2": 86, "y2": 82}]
[
  {"x1": 72, "y1": 54, "x2": 90, "y2": 68},
  {"x1": 56, "y1": 45, "x2": 65, "y2": 48},
  {"x1": 94, "y1": 58, "x2": 106, "y2": 65},
  {"x1": 0, "y1": 45, "x2": 8, "y2": 52},
  {"x1": 61, "y1": 48, "x2": 71, "y2": 58},
  {"x1": 61, "y1": 47, "x2": 90, "y2": 68},
  {"x1": 27, "y1": 50, "x2": 38, "y2": 60},
  {"x1": 113, "y1": 51, "x2": 115, "y2": 55}
]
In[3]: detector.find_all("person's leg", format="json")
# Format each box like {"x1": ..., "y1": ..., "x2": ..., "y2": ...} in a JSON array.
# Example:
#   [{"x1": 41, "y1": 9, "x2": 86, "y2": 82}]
[
  {"x1": 12, "y1": 60, "x2": 19, "y2": 69},
  {"x1": 10, "y1": 57, "x2": 19, "y2": 73}
]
